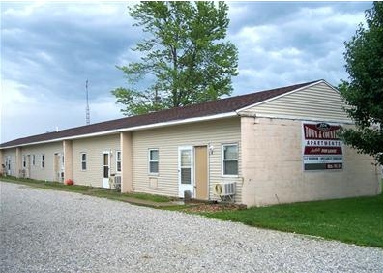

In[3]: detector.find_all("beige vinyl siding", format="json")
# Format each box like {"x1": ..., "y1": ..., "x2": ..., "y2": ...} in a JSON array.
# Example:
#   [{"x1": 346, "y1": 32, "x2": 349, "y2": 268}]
[
  {"x1": 18, "y1": 142, "x2": 63, "y2": 181},
  {"x1": 72, "y1": 134, "x2": 120, "y2": 187},
  {"x1": 239, "y1": 82, "x2": 351, "y2": 123},
  {"x1": 132, "y1": 117, "x2": 243, "y2": 203}
]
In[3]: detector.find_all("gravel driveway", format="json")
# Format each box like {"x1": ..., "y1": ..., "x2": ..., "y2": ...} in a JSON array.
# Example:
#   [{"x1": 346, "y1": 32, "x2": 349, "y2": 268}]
[{"x1": 1, "y1": 182, "x2": 382, "y2": 273}]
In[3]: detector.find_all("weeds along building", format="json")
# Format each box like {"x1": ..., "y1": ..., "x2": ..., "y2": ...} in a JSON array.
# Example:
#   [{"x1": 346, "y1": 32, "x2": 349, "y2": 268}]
[{"x1": 1, "y1": 80, "x2": 381, "y2": 207}]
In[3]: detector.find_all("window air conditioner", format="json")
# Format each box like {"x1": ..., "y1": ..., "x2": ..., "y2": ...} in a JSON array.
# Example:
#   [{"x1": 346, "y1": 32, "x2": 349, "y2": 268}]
[{"x1": 213, "y1": 182, "x2": 236, "y2": 196}]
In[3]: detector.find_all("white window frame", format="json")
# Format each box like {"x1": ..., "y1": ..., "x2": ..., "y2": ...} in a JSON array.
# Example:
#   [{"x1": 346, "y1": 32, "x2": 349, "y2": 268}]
[
  {"x1": 81, "y1": 153, "x2": 87, "y2": 171},
  {"x1": 41, "y1": 154, "x2": 45, "y2": 168},
  {"x1": 148, "y1": 149, "x2": 159, "y2": 175},
  {"x1": 32, "y1": 155, "x2": 36, "y2": 166},
  {"x1": 222, "y1": 143, "x2": 239, "y2": 177},
  {"x1": 116, "y1": 150, "x2": 121, "y2": 173}
]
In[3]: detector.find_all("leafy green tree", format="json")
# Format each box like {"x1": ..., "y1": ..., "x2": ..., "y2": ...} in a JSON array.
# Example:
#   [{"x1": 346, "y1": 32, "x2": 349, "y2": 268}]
[
  {"x1": 112, "y1": 1, "x2": 238, "y2": 115},
  {"x1": 339, "y1": 2, "x2": 383, "y2": 165}
]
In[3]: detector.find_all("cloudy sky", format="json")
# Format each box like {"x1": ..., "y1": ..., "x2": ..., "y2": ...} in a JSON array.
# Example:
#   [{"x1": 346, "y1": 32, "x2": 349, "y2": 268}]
[{"x1": 0, "y1": 1, "x2": 372, "y2": 143}]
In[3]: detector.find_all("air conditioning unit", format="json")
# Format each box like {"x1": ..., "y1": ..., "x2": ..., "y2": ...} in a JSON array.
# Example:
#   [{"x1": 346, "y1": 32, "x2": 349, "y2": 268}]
[{"x1": 213, "y1": 182, "x2": 236, "y2": 196}]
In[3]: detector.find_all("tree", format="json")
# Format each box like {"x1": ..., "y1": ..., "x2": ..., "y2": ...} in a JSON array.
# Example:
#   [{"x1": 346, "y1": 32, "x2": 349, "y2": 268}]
[
  {"x1": 112, "y1": 1, "x2": 238, "y2": 115},
  {"x1": 339, "y1": 2, "x2": 383, "y2": 165}
]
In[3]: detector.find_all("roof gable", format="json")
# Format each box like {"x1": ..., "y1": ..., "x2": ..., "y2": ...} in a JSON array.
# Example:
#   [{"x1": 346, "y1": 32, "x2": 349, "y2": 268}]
[
  {"x1": 0, "y1": 80, "x2": 320, "y2": 148},
  {"x1": 238, "y1": 80, "x2": 351, "y2": 123}
]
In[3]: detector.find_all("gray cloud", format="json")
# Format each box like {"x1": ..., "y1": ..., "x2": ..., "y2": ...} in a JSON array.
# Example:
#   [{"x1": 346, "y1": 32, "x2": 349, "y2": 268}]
[
  {"x1": 1, "y1": 2, "x2": 136, "y2": 101},
  {"x1": 229, "y1": 1, "x2": 371, "y2": 93}
]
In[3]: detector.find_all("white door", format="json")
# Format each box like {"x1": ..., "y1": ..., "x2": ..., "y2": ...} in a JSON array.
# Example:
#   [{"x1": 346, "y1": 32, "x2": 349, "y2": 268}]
[
  {"x1": 6, "y1": 156, "x2": 11, "y2": 175},
  {"x1": 54, "y1": 153, "x2": 65, "y2": 182},
  {"x1": 102, "y1": 152, "x2": 110, "y2": 188},
  {"x1": 178, "y1": 146, "x2": 193, "y2": 198}
]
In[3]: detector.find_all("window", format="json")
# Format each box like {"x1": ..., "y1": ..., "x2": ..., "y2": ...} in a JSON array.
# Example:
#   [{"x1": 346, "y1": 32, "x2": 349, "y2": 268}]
[
  {"x1": 81, "y1": 153, "x2": 87, "y2": 171},
  {"x1": 41, "y1": 154, "x2": 45, "y2": 168},
  {"x1": 22, "y1": 155, "x2": 26, "y2": 168},
  {"x1": 32, "y1": 155, "x2": 36, "y2": 166},
  {"x1": 222, "y1": 144, "x2": 238, "y2": 175},
  {"x1": 148, "y1": 149, "x2": 159, "y2": 174},
  {"x1": 116, "y1": 151, "x2": 121, "y2": 172}
]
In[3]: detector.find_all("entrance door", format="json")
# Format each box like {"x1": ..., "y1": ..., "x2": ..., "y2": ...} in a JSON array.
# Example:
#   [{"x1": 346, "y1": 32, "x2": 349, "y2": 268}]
[
  {"x1": 194, "y1": 146, "x2": 208, "y2": 200},
  {"x1": 54, "y1": 153, "x2": 64, "y2": 182},
  {"x1": 54, "y1": 154, "x2": 60, "y2": 182},
  {"x1": 178, "y1": 147, "x2": 193, "y2": 197},
  {"x1": 102, "y1": 152, "x2": 110, "y2": 188}
]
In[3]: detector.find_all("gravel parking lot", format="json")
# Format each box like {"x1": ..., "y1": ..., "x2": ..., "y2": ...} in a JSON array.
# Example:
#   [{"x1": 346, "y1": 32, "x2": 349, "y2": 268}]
[{"x1": 1, "y1": 181, "x2": 382, "y2": 273}]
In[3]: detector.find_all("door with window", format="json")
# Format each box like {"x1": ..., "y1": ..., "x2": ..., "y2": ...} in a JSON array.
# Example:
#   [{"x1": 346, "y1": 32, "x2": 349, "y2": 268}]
[
  {"x1": 6, "y1": 156, "x2": 11, "y2": 175},
  {"x1": 102, "y1": 152, "x2": 110, "y2": 188},
  {"x1": 54, "y1": 153, "x2": 64, "y2": 182},
  {"x1": 178, "y1": 147, "x2": 193, "y2": 197}
]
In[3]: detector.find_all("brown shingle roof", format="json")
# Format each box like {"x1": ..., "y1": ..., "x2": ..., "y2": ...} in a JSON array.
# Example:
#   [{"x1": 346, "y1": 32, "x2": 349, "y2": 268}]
[{"x1": 1, "y1": 80, "x2": 319, "y2": 148}]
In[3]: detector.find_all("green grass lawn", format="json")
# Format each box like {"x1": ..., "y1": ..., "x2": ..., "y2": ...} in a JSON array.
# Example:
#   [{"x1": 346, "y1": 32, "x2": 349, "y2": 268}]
[{"x1": 200, "y1": 193, "x2": 383, "y2": 248}]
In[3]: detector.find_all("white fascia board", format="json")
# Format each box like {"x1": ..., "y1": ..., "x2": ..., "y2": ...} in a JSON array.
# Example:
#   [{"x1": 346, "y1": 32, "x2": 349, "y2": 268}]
[
  {"x1": 0, "y1": 112, "x2": 238, "y2": 149},
  {"x1": 119, "y1": 111, "x2": 238, "y2": 132},
  {"x1": 0, "y1": 130, "x2": 119, "y2": 150},
  {"x1": 246, "y1": 112, "x2": 354, "y2": 125},
  {"x1": 236, "y1": 80, "x2": 324, "y2": 113}
]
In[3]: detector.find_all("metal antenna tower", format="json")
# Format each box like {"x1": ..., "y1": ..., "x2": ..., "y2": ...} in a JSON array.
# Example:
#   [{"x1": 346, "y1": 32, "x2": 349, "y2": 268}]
[{"x1": 85, "y1": 79, "x2": 90, "y2": 125}]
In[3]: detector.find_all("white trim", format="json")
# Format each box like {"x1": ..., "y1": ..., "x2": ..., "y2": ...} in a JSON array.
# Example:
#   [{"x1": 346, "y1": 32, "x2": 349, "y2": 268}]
[
  {"x1": 222, "y1": 143, "x2": 239, "y2": 177},
  {"x1": 148, "y1": 149, "x2": 159, "y2": 175},
  {"x1": 121, "y1": 112, "x2": 237, "y2": 132},
  {"x1": 178, "y1": 146, "x2": 194, "y2": 198},
  {"x1": 243, "y1": 113, "x2": 354, "y2": 125},
  {"x1": 0, "y1": 112, "x2": 238, "y2": 149},
  {"x1": 0, "y1": 130, "x2": 119, "y2": 149},
  {"x1": 102, "y1": 151, "x2": 111, "y2": 189},
  {"x1": 236, "y1": 80, "x2": 324, "y2": 113}
]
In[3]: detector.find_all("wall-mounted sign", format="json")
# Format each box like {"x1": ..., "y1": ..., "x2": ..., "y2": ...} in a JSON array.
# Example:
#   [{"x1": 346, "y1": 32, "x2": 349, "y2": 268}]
[{"x1": 302, "y1": 122, "x2": 343, "y2": 170}]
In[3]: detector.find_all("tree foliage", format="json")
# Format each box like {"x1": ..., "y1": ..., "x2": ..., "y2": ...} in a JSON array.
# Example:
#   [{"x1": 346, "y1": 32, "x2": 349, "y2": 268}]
[
  {"x1": 112, "y1": 1, "x2": 238, "y2": 115},
  {"x1": 339, "y1": 2, "x2": 383, "y2": 165}
]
